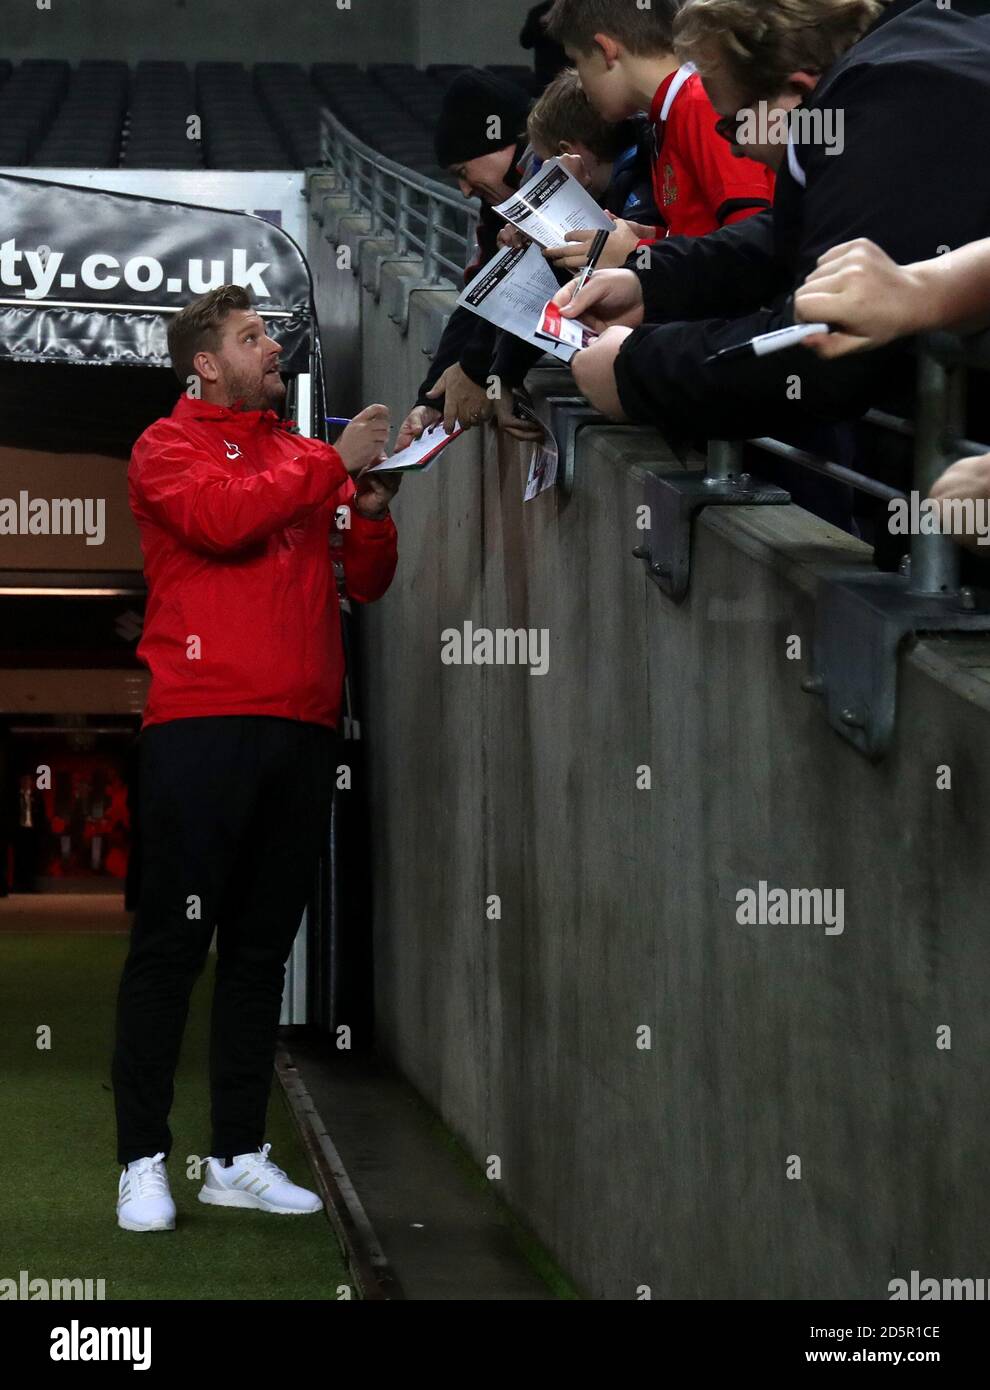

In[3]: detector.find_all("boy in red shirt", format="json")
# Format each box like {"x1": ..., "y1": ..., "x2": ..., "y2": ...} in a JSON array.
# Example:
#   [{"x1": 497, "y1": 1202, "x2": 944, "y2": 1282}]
[{"x1": 543, "y1": 0, "x2": 774, "y2": 272}]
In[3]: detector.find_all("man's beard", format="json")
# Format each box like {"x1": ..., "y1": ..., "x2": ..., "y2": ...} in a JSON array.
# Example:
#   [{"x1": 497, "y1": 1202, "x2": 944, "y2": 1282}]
[{"x1": 222, "y1": 365, "x2": 285, "y2": 413}]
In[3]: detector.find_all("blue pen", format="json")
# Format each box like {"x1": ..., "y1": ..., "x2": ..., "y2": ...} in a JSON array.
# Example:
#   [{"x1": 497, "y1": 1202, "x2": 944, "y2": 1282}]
[{"x1": 325, "y1": 416, "x2": 352, "y2": 427}]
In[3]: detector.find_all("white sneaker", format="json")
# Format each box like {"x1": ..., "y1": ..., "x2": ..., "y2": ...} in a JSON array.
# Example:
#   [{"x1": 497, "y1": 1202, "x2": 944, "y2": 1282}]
[
  {"x1": 117, "y1": 1152, "x2": 176, "y2": 1232},
  {"x1": 198, "y1": 1143, "x2": 323, "y2": 1215}
]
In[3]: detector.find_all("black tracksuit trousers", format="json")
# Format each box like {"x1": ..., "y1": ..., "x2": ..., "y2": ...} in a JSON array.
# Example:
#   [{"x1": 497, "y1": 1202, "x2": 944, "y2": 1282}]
[{"x1": 111, "y1": 715, "x2": 336, "y2": 1166}]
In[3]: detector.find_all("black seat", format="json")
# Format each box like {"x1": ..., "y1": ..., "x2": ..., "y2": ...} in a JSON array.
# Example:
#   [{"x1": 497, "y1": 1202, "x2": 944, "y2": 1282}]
[{"x1": 123, "y1": 62, "x2": 202, "y2": 168}]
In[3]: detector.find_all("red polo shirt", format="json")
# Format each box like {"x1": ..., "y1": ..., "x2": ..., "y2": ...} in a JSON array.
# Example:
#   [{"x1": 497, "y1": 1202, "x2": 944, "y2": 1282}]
[{"x1": 645, "y1": 65, "x2": 775, "y2": 239}]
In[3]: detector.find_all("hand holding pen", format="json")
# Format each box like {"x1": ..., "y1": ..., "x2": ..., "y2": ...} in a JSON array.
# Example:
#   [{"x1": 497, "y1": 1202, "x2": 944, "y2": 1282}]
[{"x1": 571, "y1": 228, "x2": 611, "y2": 298}]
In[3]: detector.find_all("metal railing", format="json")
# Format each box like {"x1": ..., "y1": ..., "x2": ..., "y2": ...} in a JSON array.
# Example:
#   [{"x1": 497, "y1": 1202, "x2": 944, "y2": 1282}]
[{"x1": 321, "y1": 110, "x2": 478, "y2": 287}]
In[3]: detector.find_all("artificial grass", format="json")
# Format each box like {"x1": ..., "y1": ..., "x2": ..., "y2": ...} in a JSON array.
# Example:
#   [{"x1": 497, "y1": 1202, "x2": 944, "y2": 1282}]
[{"x1": 0, "y1": 931, "x2": 353, "y2": 1300}]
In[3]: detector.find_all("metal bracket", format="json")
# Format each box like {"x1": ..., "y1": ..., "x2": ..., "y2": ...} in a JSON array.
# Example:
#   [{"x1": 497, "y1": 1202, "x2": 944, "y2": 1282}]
[
  {"x1": 361, "y1": 252, "x2": 424, "y2": 302},
  {"x1": 385, "y1": 276, "x2": 447, "y2": 334},
  {"x1": 541, "y1": 396, "x2": 603, "y2": 496},
  {"x1": 415, "y1": 311, "x2": 451, "y2": 362},
  {"x1": 635, "y1": 469, "x2": 791, "y2": 603},
  {"x1": 801, "y1": 571, "x2": 990, "y2": 759},
  {"x1": 339, "y1": 233, "x2": 387, "y2": 278}
]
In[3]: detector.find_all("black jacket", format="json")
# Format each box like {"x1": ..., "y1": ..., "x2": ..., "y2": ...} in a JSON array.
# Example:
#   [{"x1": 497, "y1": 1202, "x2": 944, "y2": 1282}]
[
  {"x1": 415, "y1": 139, "x2": 531, "y2": 408},
  {"x1": 614, "y1": 0, "x2": 990, "y2": 443}
]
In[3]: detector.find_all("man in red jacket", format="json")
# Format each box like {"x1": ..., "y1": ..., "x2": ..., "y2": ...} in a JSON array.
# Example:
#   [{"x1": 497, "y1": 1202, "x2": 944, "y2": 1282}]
[{"x1": 112, "y1": 284, "x2": 397, "y2": 1233}]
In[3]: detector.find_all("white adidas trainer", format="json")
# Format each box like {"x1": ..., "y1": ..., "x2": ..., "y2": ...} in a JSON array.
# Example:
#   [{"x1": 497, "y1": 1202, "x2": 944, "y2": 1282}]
[
  {"x1": 198, "y1": 1143, "x2": 323, "y2": 1214},
  {"x1": 117, "y1": 1152, "x2": 176, "y2": 1232}
]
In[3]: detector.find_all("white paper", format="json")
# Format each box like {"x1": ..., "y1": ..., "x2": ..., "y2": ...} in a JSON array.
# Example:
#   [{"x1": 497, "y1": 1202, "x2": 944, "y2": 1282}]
[
  {"x1": 517, "y1": 400, "x2": 558, "y2": 501},
  {"x1": 493, "y1": 158, "x2": 612, "y2": 250},
  {"x1": 457, "y1": 243, "x2": 579, "y2": 363},
  {"x1": 368, "y1": 421, "x2": 463, "y2": 474}
]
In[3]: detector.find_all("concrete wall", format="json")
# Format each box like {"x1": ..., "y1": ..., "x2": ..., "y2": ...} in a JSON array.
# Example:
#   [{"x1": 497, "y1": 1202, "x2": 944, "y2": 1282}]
[
  {"x1": 417, "y1": 2, "x2": 534, "y2": 67},
  {"x1": 321, "y1": 226, "x2": 990, "y2": 1299},
  {"x1": 8, "y1": 0, "x2": 525, "y2": 67},
  {"x1": 7, "y1": 0, "x2": 418, "y2": 65}
]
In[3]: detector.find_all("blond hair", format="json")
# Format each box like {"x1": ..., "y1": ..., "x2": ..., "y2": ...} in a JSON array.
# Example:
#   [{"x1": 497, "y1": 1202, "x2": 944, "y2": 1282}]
[
  {"x1": 674, "y1": 0, "x2": 885, "y2": 98},
  {"x1": 528, "y1": 68, "x2": 631, "y2": 162}
]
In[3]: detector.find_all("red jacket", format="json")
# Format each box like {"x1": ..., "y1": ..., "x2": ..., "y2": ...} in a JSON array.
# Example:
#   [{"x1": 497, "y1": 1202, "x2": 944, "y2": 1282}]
[{"x1": 129, "y1": 393, "x2": 397, "y2": 731}]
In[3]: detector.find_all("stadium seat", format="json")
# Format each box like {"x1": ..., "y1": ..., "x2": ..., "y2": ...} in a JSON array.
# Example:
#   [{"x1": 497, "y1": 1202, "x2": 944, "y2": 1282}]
[
  {"x1": 254, "y1": 63, "x2": 325, "y2": 166},
  {"x1": 0, "y1": 57, "x2": 515, "y2": 177},
  {"x1": 35, "y1": 60, "x2": 128, "y2": 166},
  {"x1": 0, "y1": 60, "x2": 70, "y2": 164},
  {"x1": 195, "y1": 60, "x2": 294, "y2": 169},
  {"x1": 123, "y1": 61, "x2": 203, "y2": 169}
]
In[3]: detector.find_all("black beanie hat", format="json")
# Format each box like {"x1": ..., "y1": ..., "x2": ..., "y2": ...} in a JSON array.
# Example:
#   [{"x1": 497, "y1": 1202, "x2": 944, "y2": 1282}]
[{"x1": 434, "y1": 68, "x2": 532, "y2": 168}]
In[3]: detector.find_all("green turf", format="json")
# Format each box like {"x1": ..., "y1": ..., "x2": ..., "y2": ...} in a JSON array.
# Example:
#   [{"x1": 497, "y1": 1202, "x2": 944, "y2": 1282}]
[{"x1": 0, "y1": 932, "x2": 354, "y2": 1300}]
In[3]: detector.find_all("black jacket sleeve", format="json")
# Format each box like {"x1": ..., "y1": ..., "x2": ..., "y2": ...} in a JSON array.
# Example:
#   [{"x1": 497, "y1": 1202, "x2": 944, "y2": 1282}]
[
  {"x1": 416, "y1": 310, "x2": 497, "y2": 406},
  {"x1": 623, "y1": 208, "x2": 786, "y2": 324},
  {"x1": 612, "y1": 307, "x2": 902, "y2": 449},
  {"x1": 490, "y1": 333, "x2": 546, "y2": 394},
  {"x1": 612, "y1": 139, "x2": 901, "y2": 443}
]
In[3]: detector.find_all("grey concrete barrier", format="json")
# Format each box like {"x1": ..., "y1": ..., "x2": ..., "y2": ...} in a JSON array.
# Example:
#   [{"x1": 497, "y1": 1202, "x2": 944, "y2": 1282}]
[{"x1": 319, "y1": 235, "x2": 990, "y2": 1300}]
